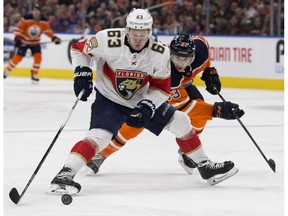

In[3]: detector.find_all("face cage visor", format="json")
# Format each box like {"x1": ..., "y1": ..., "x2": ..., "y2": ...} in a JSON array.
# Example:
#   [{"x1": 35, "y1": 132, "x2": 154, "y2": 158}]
[
  {"x1": 127, "y1": 28, "x2": 151, "y2": 39},
  {"x1": 127, "y1": 28, "x2": 151, "y2": 40},
  {"x1": 170, "y1": 53, "x2": 195, "y2": 69}
]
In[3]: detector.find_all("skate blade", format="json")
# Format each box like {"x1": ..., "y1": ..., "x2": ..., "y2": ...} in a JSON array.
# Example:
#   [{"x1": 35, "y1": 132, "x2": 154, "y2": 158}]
[
  {"x1": 207, "y1": 167, "x2": 239, "y2": 186},
  {"x1": 31, "y1": 80, "x2": 39, "y2": 84},
  {"x1": 80, "y1": 166, "x2": 97, "y2": 176},
  {"x1": 46, "y1": 184, "x2": 79, "y2": 195},
  {"x1": 178, "y1": 155, "x2": 194, "y2": 175}
]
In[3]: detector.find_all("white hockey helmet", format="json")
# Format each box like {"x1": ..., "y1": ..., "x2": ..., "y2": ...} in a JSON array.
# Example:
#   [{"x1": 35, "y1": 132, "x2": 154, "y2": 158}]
[{"x1": 126, "y1": 8, "x2": 153, "y2": 34}]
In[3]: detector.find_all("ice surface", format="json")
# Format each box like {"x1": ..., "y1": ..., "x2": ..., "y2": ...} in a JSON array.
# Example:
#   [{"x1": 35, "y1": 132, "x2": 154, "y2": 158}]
[{"x1": 3, "y1": 77, "x2": 284, "y2": 216}]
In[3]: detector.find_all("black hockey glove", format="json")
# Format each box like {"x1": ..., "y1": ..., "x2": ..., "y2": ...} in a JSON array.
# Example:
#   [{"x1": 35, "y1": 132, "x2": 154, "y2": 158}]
[
  {"x1": 14, "y1": 38, "x2": 22, "y2": 47},
  {"x1": 127, "y1": 100, "x2": 156, "y2": 128},
  {"x1": 52, "y1": 36, "x2": 61, "y2": 45},
  {"x1": 201, "y1": 67, "x2": 221, "y2": 95},
  {"x1": 74, "y1": 66, "x2": 93, "y2": 101},
  {"x1": 212, "y1": 102, "x2": 245, "y2": 120},
  {"x1": 184, "y1": 83, "x2": 204, "y2": 100}
]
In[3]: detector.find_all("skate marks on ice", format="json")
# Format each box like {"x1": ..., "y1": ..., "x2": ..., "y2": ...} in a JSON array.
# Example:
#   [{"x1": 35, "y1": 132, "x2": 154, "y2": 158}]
[{"x1": 3, "y1": 78, "x2": 284, "y2": 216}]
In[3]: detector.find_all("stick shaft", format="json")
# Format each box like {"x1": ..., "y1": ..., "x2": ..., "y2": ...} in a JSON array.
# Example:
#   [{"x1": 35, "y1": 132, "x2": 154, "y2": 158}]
[
  {"x1": 214, "y1": 88, "x2": 275, "y2": 172},
  {"x1": 10, "y1": 90, "x2": 85, "y2": 204},
  {"x1": 40, "y1": 39, "x2": 71, "y2": 45}
]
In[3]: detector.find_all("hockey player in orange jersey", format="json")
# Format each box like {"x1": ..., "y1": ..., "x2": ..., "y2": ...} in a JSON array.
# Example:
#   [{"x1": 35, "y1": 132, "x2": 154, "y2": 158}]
[
  {"x1": 84, "y1": 33, "x2": 244, "y2": 176},
  {"x1": 3, "y1": 4, "x2": 61, "y2": 82}
]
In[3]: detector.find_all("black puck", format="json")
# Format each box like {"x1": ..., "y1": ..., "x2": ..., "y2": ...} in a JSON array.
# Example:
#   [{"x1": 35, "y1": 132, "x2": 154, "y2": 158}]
[{"x1": 61, "y1": 194, "x2": 73, "y2": 205}]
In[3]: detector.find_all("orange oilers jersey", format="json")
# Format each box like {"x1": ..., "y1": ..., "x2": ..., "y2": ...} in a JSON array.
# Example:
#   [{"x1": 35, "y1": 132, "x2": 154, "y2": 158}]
[
  {"x1": 14, "y1": 14, "x2": 55, "y2": 46},
  {"x1": 169, "y1": 36, "x2": 211, "y2": 110}
]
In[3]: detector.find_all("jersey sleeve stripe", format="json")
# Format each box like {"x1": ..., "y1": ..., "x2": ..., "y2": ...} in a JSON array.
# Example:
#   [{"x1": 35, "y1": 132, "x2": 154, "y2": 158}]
[
  {"x1": 71, "y1": 40, "x2": 87, "y2": 52},
  {"x1": 149, "y1": 76, "x2": 171, "y2": 95}
]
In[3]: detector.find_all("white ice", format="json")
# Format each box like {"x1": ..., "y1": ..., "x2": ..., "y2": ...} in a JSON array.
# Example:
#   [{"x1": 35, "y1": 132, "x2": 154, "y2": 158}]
[{"x1": 3, "y1": 77, "x2": 284, "y2": 216}]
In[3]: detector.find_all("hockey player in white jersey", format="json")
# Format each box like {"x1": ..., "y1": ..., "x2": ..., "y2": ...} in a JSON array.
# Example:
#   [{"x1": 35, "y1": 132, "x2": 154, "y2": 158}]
[{"x1": 48, "y1": 8, "x2": 239, "y2": 195}]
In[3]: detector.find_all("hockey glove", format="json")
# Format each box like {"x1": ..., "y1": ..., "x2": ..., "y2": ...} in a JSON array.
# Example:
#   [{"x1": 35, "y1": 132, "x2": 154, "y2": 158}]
[
  {"x1": 127, "y1": 100, "x2": 156, "y2": 128},
  {"x1": 74, "y1": 66, "x2": 93, "y2": 101},
  {"x1": 212, "y1": 102, "x2": 245, "y2": 120},
  {"x1": 184, "y1": 83, "x2": 204, "y2": 100},
  {"x1": 14, "y1": 38, "x2": 22, "y2": 47},
  {"x1": 201, "y1": 67, "x2": 221, "y2": 95},
  {"x1": 52, "y1": 36, "x2": 61, "y2": 45}
]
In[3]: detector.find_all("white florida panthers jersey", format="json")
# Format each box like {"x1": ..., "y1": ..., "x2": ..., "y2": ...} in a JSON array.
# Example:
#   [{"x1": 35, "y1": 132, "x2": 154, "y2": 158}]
[{"x1": 70, "y1": 28, "x2": 171, "y2": 109}]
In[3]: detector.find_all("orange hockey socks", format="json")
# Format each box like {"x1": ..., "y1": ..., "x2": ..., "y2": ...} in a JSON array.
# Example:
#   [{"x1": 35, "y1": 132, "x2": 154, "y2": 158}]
[
  {"x1": 31, "y1": 53, "x2": 41, "y2": 75},
  {"x1": 100, "y1": 124, "x2": 144, "y2": 158},
  {"x1": 6, "y1": 55, "x2": 23, "y2": 71}
]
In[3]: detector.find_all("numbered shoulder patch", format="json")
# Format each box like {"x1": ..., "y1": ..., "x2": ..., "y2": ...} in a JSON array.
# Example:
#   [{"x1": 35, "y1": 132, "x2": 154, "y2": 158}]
[
  {"x1": 151, "y1": 38, "x2": 166, "y2": 54},
  {"x1": 170, "y1": 89, "x2": 181, "y2": 100},
  {"x1": 107, "y1": 30, "x2": 121, "y2": 48}
]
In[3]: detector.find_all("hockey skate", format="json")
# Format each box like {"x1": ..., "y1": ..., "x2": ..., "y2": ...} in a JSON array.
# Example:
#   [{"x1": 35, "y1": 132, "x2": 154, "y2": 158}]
[
  {"x1": 47, "y1": 167, "x2": 81, "y2": 195},
  {"x1": 196, "y1": 159, "x2": 239, "y2": 186},
  {"x1": 178, "y1": 149, "x2": 196, "y2": 175},
  {"x1": 31, "y1": 71, "x2": 40, "y2": 83},
  {"x1": 3, "y1": 70, "x2": 9, "y2": 79},
  {"x1": 82, "y1": 153, "x2": 106, "y2": 175}
]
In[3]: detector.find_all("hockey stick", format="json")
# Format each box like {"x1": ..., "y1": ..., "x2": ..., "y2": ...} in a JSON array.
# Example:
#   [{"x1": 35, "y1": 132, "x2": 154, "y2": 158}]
[
  {"x1": 40, "y1": 39, "x2": 71, "y2": 45},
  {"x1": 79, "y1": 27, "x2": 91, "y2": 40},
  {"x1": 41, "y1": 28, "x2": 90, "y2": 45},
  {"x1": 13, "y1": 47, "x2": 19, "y2": 55},
  {"x1": 214, "y1": 87, "x2": 276, "y2": 173},
  {"x1": 9, "y1": 89, "x2": 85, "y2": 204},
  {"x1": 67, "y1": 28, "x2": 91, "y2": 64}
]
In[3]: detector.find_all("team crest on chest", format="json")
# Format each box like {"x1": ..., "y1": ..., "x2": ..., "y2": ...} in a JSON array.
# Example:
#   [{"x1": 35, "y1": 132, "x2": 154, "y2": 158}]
[
  {"x1": 28, "y1": 25, "x2": 41, "y2": 37},
  {"x1": 116, "y1": 70, "x2": 145, "y2": 100}
]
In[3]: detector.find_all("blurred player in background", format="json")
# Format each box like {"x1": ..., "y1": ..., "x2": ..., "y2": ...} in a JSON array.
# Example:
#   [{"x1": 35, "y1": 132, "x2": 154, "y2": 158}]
[
  {"x1": 85, "y1": 33, "x2": 244, "y2": 176},
  {"x1": 3, "y1": 4, "x2": 61, "y2": 82},
  {"x1": 48, "y1": 9, "x2": 242, "y2": 195}
]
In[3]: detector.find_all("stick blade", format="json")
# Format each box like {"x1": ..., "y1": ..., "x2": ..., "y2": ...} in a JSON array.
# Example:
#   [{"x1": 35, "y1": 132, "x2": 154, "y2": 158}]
[
  {"x1": 9, "y1": 188, "x2": 20, "y2": 204},
  {"x1": 268, "y1": 159, "x2": 276, "y2": 173}
]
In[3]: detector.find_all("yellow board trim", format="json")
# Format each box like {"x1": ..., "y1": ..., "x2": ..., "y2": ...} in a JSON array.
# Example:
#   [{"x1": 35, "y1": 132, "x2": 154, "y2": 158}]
[
  {"x1": 6, "y1": 68, "x2": 74, "y2": 80},
  {"x1": 193, "y1": 76, "x2": 284, "y2": 90},
  {"x1": 6, "y1": 68, "x2": 284, "y2": 90}
]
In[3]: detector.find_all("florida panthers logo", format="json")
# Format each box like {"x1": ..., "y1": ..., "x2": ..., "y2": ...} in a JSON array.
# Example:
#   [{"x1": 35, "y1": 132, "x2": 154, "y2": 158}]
[
  {"x1": 116, "y1": 70, "x2": 145, "y2": 100},
  {"x1": 28, "y1": 25, "x2": 41, "y2": 37}
]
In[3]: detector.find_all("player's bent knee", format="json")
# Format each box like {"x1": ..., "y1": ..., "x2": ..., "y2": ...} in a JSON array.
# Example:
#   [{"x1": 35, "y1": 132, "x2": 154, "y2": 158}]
[
  {"x1": 71, "y1": 140, "x2": 96, "y2": 163},
  {"x1": 85, "y1": 128, "x2": 113, "y2": 152},
  {"x1": 33, "y1": 53, "x2": 42, "y2": 63},
  {"x1": 165, "y1": 110, "x2": 192, "y2": 138}
]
